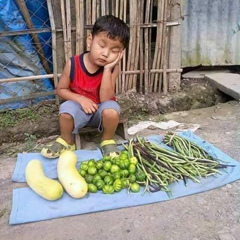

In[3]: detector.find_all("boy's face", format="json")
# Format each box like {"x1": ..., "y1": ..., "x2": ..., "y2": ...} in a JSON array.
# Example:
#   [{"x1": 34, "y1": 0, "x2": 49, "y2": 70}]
[{"x1": 88, "y1": 32, "x2": 124, "y2": 66}]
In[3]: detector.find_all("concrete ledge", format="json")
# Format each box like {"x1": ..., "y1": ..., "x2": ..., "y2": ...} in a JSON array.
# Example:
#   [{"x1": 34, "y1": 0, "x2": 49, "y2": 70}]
[{"x1": 205, "y1": 73, "x2": 240, "y2": 100}]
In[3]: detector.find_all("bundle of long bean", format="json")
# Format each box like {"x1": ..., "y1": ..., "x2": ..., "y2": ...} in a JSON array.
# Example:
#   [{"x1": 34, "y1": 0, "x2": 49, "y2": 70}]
[
  {"x1": 126, "y1": 137, "x2": 234, "y2": 194},
  {"x1": 164, "y1": 132, "x2": 212, "y2": 159}
]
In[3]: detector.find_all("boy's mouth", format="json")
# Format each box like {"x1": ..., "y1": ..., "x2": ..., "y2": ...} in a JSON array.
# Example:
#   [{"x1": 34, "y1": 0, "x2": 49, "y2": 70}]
[{"x1": 98, "y1": 58, "x2": 107, "y2": 63}]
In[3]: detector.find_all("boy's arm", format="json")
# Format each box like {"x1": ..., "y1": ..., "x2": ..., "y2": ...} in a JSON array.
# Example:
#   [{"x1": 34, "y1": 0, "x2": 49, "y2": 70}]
[
  {"x1": 99, "y1": 52, "x2": 123, "y2": 102},
  {"x1": 57, "y1": 59, "x2": 98, "y2": 114}
]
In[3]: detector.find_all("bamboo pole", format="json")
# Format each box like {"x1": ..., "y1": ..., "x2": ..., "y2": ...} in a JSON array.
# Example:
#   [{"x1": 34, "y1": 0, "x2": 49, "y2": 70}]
[
  {"x1": 144, "y1": 0, "x2": 151, "y2": 94},
  {"x1": 106, "y1": 0, "x2": 109, "y2": 15},
  {"x1": 120, "y1": 69, "x2": 182, "y2": 74},
  {"x1": 92, "y1": 0, "x2": 97, "y2": 24},
  {"x1": 119, "y1": 0, "x2": 123, "y2": 19},
  {"x1": 75, "y1": 0, "x2": 81, "y2": 54},
  {"x1": 60, "y1": 0, "x2": 68, "y2": 62},
  {"x1": 154, "y1": 0, "x2": 165, "y2": 92},
  {"x1": 46, "y1": 0, "x2": 59, "y2": 105},
  {"x1": 125, "y1": 0, "x2": 133, "y2": 90},
  {"x1": 111, "y1": 0, "x2": 115, "y2": 15},
  {"x1": 79, "y1": 0, "x2": 85, "y2": 53},
  {"x1": 151, "y1": 0, "x2": 162, "y2": 92},
  {"x1": 66, "y1": 0, "x2": 72, "y2": 58},
  {"x1": 139, "y1": 0, "x2": 144, "y2": 94},
  {"x1": 148, "y1": 0, "x2": 153, "y2": 70},
  {"x1": 0, "y1": 74, "x2": 61, "y2": 83},
  {"x1": 86, "y1": 0, "x2": 92, "y2": 50},
  {"x1": 118, "y1": 0, "x2": 124, "y2": 93},
  {"x1": 0, "y1": 69, "x2": 182, "y2": 84},
  {"x1": 121, "y1": 0, "x2": 127, "y2": 92},
  {"x1": 115, "y1": 0, "x2": 119, "y2": 17},
  {"x1": 132, "y1": 0, "x2": 141, "y2": 91},
  {"x1": 97, "y1": 0, "x2": 100, "y2": 18},
  {"x1": 101, "y1": 0, "x2": 106, "y2": 15},
  {"x1": 127, "y1": 0, "x2": 137, "y2": 90},
  {"x1": 0, "y1": 91, "x2": 56, "y2": 105},
  {"x1": 15, "y1": 0, "x2": 52, "y2": 75}
]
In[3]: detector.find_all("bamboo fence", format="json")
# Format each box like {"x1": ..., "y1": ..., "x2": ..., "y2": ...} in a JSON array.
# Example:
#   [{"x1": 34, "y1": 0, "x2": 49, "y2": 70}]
[
  {"x1": 0, "y1": 0, "x2": 183, "y2": 106},
  {"x1": 60, "y1": 0, "x2": 182, "y2": 95}
]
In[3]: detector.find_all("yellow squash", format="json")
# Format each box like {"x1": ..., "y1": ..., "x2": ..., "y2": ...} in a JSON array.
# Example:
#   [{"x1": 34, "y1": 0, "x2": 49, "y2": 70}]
[
  {"x1": 57, "y1": 150, "x2": 88, "y2": 198},
  {"x1": 25, "y1": 160, "x2": 63, "y2": 201}
]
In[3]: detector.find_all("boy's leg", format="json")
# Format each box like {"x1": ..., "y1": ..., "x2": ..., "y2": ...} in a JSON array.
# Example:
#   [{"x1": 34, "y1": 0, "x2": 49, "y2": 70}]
[
  {"x1": 59, "y1": 113, "x2": 74, "y2": 145},
  {"x1": 41, "y1": 100, "x2": 92, "y2": 158},
  {"x1": 88, "y1": 100, "x2": 121, "y2": 156},
  {"x1": 101, "y1": 108, "x2": 120, "y2": 141}
]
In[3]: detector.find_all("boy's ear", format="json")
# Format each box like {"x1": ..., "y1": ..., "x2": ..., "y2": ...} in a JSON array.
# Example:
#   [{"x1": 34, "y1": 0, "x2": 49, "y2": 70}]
[{"x1": 87, "y1": 34, "x2": 93, "y2": 49}]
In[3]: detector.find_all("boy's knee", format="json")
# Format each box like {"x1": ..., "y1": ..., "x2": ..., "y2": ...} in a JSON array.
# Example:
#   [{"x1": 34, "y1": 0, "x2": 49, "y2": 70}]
[
  {"x1": 102, "y1": 109, "x2": 119, "y2": 119},
  {"x1": 60, "y1": 113, "x2": 73, "y2": 121}
]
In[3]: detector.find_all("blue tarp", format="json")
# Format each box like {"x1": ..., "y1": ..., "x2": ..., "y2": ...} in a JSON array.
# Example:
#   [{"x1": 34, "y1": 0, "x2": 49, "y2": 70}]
[
  {"x1": 0, "y1": 0, "x2": 54, "y2": 110},
  {"x1": 9, "y1": 131, "x2": 240, "y2": 225}
]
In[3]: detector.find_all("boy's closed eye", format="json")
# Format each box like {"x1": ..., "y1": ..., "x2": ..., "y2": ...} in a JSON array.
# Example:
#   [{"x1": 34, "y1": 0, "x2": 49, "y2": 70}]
[{"x1": 98, "y1": 43, "x2": 105, "y2": 48}]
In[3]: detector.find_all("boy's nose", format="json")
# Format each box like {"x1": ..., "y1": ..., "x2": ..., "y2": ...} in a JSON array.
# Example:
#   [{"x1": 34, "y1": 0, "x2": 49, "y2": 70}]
[{"x1": 101, "y1": 49, "x2": 109, "y2": 58}]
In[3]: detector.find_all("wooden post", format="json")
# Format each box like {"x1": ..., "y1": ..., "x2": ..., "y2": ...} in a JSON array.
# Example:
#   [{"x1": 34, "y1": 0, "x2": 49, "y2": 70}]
[
  {"x1": 15, "y1": 0, "x2": 52, "y2": 75},
  {"x1": 168, "y1": 0, "x2": 183, "y2": 91}
]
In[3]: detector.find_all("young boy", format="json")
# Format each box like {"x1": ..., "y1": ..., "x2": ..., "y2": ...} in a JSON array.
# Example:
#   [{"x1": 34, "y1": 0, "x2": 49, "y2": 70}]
[{"x1": 41, "y1": 15, "x2": 130, "y2": 158}]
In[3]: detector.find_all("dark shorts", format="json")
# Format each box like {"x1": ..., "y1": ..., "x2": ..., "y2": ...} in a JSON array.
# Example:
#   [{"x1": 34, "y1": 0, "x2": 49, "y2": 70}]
[{"x1": 59, "y1": 100, "x2": 121, "y2": 134}]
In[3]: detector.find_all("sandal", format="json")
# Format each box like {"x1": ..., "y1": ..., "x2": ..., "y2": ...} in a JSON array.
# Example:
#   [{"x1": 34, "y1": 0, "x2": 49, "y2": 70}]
[
  {"x1": 100, "y1": 139, "x2": 120, "y2": 157},
  {"x1": 41, "y1": 137, "x2": 76, "y2": 159}
]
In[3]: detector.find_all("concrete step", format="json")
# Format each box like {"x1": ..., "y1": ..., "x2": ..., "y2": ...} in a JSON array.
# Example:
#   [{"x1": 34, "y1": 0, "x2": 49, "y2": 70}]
[
  {"x1": 182, "y1": 69, "x2": 230, "y2": 79},
  {"x1": 205, "y1": 73, "x2": 240, "y2": 100}
]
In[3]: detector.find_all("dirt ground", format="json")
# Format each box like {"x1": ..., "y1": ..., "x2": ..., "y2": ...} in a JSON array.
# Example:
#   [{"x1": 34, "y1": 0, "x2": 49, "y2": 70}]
[
  {"x1": 0, "y1": 100, "x2": 239, "y2": 240},
  {"x1": 0, "y1": 78, "x2": 229, "y2": 146}
]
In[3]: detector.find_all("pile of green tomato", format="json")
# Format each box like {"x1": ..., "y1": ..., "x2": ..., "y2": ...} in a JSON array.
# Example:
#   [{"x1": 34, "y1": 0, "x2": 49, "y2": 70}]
[{"x1": 78, "y1": 151, "x2": 146, "y2": 194}]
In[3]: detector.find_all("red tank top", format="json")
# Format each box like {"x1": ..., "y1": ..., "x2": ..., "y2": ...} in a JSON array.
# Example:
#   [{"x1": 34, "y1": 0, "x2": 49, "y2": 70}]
[{"x1": 69, "y1": 53, "x2": 104, "y2": 104}]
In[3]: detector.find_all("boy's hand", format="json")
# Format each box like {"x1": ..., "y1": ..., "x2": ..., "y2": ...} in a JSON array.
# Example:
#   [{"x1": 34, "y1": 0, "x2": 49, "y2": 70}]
[
  {"x1": 104, "y1": 51, "x2": 123, "y2": 70},
  {"x1": 77, "y1": 96, "x2": 98, "y2": 114}
]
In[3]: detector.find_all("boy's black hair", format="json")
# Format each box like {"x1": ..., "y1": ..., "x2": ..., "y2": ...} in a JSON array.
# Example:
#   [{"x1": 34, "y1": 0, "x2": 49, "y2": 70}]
[{"x1": 92, "y1": 15, "x2": 130, "y2": 48}]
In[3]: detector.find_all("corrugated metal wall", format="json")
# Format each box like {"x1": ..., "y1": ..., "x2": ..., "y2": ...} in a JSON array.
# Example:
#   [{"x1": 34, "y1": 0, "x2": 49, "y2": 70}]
[{"x1": 182, "y1": 0, "x2": 240, "y2": 67}]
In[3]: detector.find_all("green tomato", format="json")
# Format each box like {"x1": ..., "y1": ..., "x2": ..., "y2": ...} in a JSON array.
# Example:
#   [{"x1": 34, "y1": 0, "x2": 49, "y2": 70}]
[
  {"x1": 111, "y1": 156, "x2": 118, "y2": 164},
  {"x1": 114, "y1": 157, "x2": 121, "y2": 166},
  {"x1": 128, "y1": 174, "x2": 136, "y2": 183},
  {"x1": 120, "y1": 169, "x2": 129, "y2": 178},
  {"x1": 104, "y1": 175, "x2": 114, "y2": 185},
  {"x1": 113, "y1": 172, "x2": 121, "y2": 180},
  {"x1": 119, "y1": 158, "x2": 130, "y2": 169},
  {"x1": 92, "y1": 174, "x2": 102, "y2": 184},
  {"x1": 95, "y1": 180, "x2": 105, "y2": 190},
  {"x1": 96, "y1": 161, "x2": 103, "y2": 170},
  {"x1": 102, "y1": 156, "x2": 111, "y2": 162},
  {"x1": 79, "y1": 169, "x2": 86, "y2": 177},
  {"x1": 103, "y1": 161, "x2": 112, "y2": 171},
  {"x1": 85, "y1": 174, "x2": 94, "y2": 183},
  {"x1": 102, "y1": 185, "x2": 114, "y2": 194},
  {"x1": 80, "y1": 163, "x2": 88, "y2": 171},
  {"x1": 98, "y1": 169, "x2": 108, "y2": 178},
  {"x1": 130, "y1": 182, "x2": 140, "y2": 193},
  {"x1": 129, "y1": 156, "x2": 138, "y2": 165},
  {"x1": 88, "y1": 184, "x2": 98, "y2": 193},
  {"x1": 128, "y1": 163, "x2": 136, "y2": 174},
  {"x1": 113, "y1": 179, "x2": 122, "y2": 192},
  {"x1": 88, "y1": 159, "x2": 96, "y2": 167},
  {"x1": 119, "y1": 153, "x2": 128, "y2": 161},
  {"x1": 110, "y1": 164, "x2": 120, "y2": 174},
  {"x1": 136, "y1": 170, "x2": 146, "y2": 181},
  {"x1": 121, "y1": 179, "x2": 130, "y2": 188},
  {"x1": 88, "y1": 166, "x2": 97, "y2": 175}
]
